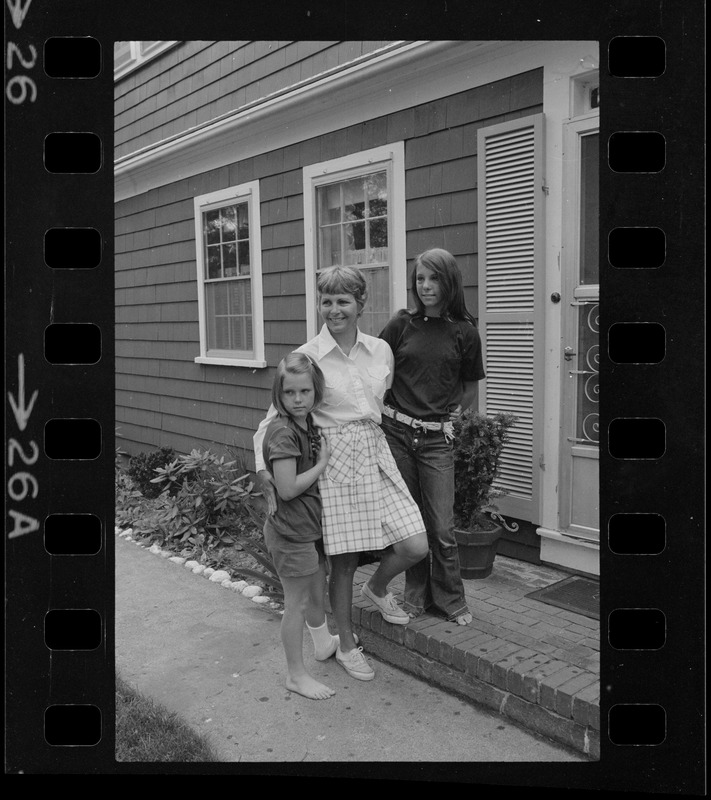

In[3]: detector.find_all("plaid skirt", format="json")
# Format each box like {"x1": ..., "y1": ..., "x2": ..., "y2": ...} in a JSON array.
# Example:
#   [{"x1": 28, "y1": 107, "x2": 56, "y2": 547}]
[{"x1": 318, "y1": 420, "x2": 426, "y2": 556}]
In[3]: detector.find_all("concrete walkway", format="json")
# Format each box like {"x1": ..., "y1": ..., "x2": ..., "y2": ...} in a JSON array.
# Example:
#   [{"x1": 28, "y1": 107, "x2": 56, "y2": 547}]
[{"x1": 115, "y1": 531, "x2": 597, "y2": 762}]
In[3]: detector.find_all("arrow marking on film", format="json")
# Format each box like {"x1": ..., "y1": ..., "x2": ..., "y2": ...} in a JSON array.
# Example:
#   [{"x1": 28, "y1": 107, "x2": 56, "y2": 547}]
[{"x1": 8, "y1": 354, "x2": 38, "y2": 432}]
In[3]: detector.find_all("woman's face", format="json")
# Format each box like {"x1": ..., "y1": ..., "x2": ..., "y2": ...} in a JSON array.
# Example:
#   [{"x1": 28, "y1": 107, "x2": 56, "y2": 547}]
[
  {"x1": 318, "y1": 292, "x2": 361, "y2": 336},
  {"x1": 415, "y1": 265, "x2": 445, "y2": 316}
]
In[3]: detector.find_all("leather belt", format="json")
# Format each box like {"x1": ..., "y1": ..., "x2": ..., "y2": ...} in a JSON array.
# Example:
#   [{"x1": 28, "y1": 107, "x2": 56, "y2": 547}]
[{"x1": 382, "y1": 405, "x2": 455, "y2": 442}]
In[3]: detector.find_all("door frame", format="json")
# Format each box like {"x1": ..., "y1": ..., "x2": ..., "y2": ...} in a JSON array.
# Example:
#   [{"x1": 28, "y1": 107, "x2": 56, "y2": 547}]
[{"x1": 558, "y1": 111, "x2": 600, "y2": 542}]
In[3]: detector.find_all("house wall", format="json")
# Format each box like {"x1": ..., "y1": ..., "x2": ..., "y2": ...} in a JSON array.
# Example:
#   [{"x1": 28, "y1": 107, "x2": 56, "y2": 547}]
[
  {"x1": 116, "y1": 66, "x2": 543, "y2": 465},
  {"x1": 115, "y1": 41, "x2": 396, "y2": 160}
]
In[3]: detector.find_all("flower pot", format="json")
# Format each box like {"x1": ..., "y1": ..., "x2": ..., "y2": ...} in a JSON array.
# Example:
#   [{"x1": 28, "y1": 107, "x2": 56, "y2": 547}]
[{"x1": 455, "y1": 523, "x2": 503, "y2": 579}]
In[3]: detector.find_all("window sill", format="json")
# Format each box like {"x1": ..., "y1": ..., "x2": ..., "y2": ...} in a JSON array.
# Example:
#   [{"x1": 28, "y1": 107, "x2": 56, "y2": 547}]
[{"x1": 195, "y1": 356, "x2": 268, "y2": 369}]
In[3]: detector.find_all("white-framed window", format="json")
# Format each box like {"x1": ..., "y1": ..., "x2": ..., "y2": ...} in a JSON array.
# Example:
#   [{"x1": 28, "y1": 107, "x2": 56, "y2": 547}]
[
  {"x1": 303, "y1": 143, "x2": 407, "y2": 338},
  {"x1": 193, "y1": 182, "x2": 266, "y2": 368},
  {"x1": 114, "y1": 41, "x2": 179, "y2": 80},
  {"x1": 570, "y1": 70, "x2": 600, "y2": 117}
]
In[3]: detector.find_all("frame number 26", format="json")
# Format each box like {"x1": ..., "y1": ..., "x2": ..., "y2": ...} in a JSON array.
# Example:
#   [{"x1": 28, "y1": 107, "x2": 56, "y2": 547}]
[{"x1": 6, "y1": 0, "x2": 37, "y2": 104}]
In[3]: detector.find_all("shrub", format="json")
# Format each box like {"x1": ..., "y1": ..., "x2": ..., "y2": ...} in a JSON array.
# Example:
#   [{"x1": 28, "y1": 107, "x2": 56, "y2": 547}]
[
  {"x1": 452, "y1": 409, "x2": 517, "y2": 531},
  {"x1": 148, "y1": 449, "x2": 251, "y2": 545},
  {"x1": 127, "y1": 446, "x2": 177, "y2": 498},
  {"x1": 116, "y1": 446, "x2": 283, "y2": 598},
  {"x1": 115, "y1": 469, "x2": 146, "y2": 529}
]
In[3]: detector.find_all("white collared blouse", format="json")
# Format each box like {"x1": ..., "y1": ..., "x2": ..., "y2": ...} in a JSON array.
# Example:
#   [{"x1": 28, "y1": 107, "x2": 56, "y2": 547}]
[{"x1": 253, "y1": 324, "x2": 394, "y2": 472}]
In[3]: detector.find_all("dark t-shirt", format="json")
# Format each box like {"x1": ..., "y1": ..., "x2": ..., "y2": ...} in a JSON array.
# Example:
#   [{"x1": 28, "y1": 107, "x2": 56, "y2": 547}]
[
  {"x1": 379, "y1": 311, "x2": 486, "y2": 420},
  {"x1": 262, "y1": 414, "x2": 322, "y2": 542}
]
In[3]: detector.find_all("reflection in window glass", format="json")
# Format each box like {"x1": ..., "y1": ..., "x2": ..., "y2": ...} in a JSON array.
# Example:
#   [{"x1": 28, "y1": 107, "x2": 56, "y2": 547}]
[{"x1": 315, "y1": 170, "x2": 389, "y2": 335}]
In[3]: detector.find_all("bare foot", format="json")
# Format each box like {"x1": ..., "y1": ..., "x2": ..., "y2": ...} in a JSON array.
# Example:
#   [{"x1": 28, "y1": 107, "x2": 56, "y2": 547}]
[
  {"x1": 455, "y1": 612, "x2": 473, "y2": 626},
  {"x1": 286, "y1": 674, "x2": 336, "y2": 700}
]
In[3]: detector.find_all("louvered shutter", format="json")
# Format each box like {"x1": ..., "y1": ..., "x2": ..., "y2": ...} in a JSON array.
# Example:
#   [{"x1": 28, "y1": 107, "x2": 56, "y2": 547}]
[{"x1": 477, "y1": 114, "x2": 544, "y2": 523}]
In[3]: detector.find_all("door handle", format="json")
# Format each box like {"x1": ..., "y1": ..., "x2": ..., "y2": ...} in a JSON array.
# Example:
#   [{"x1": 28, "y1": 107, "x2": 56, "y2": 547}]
[{"x1": 564, "y1": 346, "x2": 576, "y2": 361}]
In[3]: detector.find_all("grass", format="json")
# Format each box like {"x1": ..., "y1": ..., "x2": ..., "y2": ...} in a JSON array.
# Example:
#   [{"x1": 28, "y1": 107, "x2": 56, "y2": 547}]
[{"x1": 115, "y1": 672, "x2": 221, "y2": 762}]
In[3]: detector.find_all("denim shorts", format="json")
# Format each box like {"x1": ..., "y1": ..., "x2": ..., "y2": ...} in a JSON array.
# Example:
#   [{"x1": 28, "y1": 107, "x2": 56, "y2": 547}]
[{"x1": 264, "y1": 523, "x2": 325, "y2": 579}]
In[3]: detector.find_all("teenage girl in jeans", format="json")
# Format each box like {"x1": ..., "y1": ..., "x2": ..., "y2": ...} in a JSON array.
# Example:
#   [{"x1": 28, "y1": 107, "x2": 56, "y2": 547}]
[{"x1": 379, "y1": 248, "x2": 486, "y2": 625}]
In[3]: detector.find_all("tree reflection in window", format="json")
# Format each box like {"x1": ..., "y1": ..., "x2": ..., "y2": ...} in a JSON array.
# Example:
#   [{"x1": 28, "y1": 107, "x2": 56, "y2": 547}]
[{"x1": 317, "y1": 171, "x2": 388, "y2": 268}]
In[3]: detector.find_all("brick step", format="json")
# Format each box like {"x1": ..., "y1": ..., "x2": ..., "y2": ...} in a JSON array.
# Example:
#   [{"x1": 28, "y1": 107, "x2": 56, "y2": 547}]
[{"x1": 348, "y1": 566, "x2": 600, "y2": 759}]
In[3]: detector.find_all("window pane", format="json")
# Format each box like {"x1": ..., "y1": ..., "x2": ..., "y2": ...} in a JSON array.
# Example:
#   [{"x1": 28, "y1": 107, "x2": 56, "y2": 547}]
[
  {"x1": 359, "y1": 266, "x2": 390, "y2": 336},
  {"x1": 237, "y1": 203, "x2": 249, "y2": 239},
  {"x1": 213, "y1": 316, "x2": 229, "y2": 349},
  {"x1": 209, "y1": 280, "x2": 228, "y2": 315},
  {"x1": 366, "y1": 172, "x2": 387, "y2": 218},
  {"x1": 238, "y1": 241, "x2": 250, "y2": 275},
  {"x1": 206, "y1": 245, "x2": 221, "y2": 279},
  {"x1": 230, "y1": 314, "x2": 253, "y2": 352},
  {"x1": 205, "y1": 279, "x2": 253, "y2": 353},
  {"x1": 223, "y1": 243, "x2": 237, "y2": 277},
  {"x1": 368, "y1": 218, "x2": 388, "y2": 260},
  {"x1": 318, "y1": 184, "x2": 342, "y2": 225},
  {"x1": 344, "y1": 221, "x2": 366, "y2": 265},
  {"x1": 228, "y1": 280, "x2": 252, "y2": 351},
  {"x1": 343, "y1": 178, "x2": 365, "y2": 222},
  {"x1": 204, "y1": 209, "x2": 220, "y2": 245},
  {"x1": 580, "y1": 133, "x2": 599, "y2": 284},
  {"x1": 222, "y1": 206, "x2": 236, "y2": 242},
  {"x1": 319, "y1": 225, "x2": 341, "y2": 268}
]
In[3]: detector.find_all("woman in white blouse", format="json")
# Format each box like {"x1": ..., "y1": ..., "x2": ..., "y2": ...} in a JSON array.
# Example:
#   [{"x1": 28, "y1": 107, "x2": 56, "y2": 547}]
[{"x1": 254, "y1": 266, "x2": 428, "y2": 682}]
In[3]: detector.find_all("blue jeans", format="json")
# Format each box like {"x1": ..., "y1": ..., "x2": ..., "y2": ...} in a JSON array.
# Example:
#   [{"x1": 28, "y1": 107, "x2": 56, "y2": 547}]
[{"x1": 380, "y1": 415, "x2": 469, "y2": 620}]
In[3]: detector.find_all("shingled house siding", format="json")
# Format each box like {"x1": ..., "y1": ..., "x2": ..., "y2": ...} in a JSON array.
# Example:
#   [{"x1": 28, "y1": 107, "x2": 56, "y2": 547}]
[
  {"x1": 115, "y1": 41, "x2": 395, "y2": 159},
  {"x1": 116, "y1": 66, "x2": 543, "y2": 464}
]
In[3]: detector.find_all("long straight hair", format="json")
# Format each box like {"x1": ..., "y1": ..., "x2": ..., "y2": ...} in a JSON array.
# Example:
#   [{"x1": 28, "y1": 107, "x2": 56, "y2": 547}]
[{"x1": 410, "y1": 248, "x2": 477, "y2": 326}]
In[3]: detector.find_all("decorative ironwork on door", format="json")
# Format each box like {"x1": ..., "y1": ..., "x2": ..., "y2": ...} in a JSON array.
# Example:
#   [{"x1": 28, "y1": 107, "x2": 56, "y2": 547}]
[{"x1": 569, "y1": 300, "x2": 599, "y2": 444}]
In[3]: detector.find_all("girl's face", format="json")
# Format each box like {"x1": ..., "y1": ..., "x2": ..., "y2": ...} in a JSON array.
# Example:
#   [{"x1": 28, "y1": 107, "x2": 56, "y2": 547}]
[
  {"x1": 281, "y1": 371, "x2": 316, "y2": 421},
  {"x1": 318, "y1": 292, "x2": 360, "y2": 336},
  {"x1": 415, "y1": 265, "x2": 445, "y2": 316}
]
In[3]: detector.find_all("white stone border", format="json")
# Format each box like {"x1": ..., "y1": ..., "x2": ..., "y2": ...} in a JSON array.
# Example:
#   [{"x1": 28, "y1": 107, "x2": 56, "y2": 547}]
[{"x1": 115, "y1": 525, "x2": 283, "y2": 612}]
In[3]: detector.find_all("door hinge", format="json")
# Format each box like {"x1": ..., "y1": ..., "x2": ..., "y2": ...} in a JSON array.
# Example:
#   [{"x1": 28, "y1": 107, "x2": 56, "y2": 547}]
[{"x1": 542, "y1": 184, "x2": 549, "y2": 195}]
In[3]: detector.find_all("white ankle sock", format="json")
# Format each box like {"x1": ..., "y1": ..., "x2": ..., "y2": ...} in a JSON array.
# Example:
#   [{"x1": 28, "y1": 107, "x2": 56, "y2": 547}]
[
  {"x1": 306, "y1": 619, "x2": 332, "y2": 646},
  {"x1": 307, "y1": 620, "x2": 338, "y2": 659}
]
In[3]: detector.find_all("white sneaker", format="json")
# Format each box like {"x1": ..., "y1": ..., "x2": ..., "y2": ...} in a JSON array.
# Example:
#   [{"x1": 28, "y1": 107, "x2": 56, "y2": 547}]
[
  {"x1": 361, "y1": 581, "x2": 410, "y2": 625},
  {"x1": 335, "y1": 646, "x2": 375, "y2": 681},
  {"x1": 314, "y1": 633, "x2": 359, "y2": 661}
]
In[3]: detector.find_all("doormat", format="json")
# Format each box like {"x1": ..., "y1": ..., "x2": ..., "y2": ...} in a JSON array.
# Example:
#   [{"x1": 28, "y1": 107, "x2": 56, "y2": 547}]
[{"x1": 525, "y1": 576, "x2": 600, "y2": 620}]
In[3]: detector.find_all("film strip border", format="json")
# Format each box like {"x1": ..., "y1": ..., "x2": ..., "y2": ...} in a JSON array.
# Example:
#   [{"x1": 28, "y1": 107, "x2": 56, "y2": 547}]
[
  {"x1": 603, "y1": 36, "x2": 674, "y2": 749},
  {"x1": 601, "y1": 27, "x2": 704, "y2": 772},
  {"x1": 5, "y1": 8, "x2": 114, "y2": 771},
  {"x1": 4, "y1": 3, "x2": 705, "y2": 786}
]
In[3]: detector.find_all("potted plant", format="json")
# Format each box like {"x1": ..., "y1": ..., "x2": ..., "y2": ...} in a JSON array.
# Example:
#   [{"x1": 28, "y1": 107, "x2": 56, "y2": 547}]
[{"x1": 452, "y1": 408, "x2": 518, "y2": 579}]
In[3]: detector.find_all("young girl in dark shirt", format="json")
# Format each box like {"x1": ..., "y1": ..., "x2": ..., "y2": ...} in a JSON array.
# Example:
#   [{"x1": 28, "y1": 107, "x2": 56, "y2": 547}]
[
  {"x1": 379, "y1": 248, "x2": 486, "y2": 625},
  {"x1": 262, "y1": 352, "x2": 336, "y2": 699}
]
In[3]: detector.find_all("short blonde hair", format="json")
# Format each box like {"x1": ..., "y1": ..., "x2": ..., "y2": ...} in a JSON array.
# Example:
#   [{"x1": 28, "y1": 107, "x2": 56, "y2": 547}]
[
  {"x1": 271, "y1": 352, "x2": 325, "y2": 416},
  {"x1": 317, "y1": 266, "x2": 368, "y2": 311}
]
